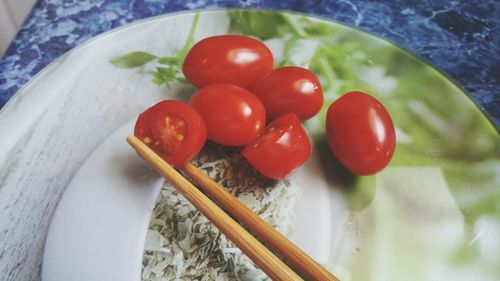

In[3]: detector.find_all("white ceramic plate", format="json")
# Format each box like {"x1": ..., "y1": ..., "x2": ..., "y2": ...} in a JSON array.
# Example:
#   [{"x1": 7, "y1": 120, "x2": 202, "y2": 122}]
[{"x1": 42, "y1": 119, "x2": 333, "y2": 281}]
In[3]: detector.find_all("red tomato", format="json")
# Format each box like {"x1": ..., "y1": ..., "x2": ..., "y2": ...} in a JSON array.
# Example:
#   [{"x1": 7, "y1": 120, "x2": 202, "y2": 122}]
[
  {"x1": 134, "y1": 100, "x2": 207, "y2": 168},
  {"x1": 242, "y1": 113, "x2": 311, "y2": 180},
  {"x1": 249, "y1": 66, "x2": 324, "y2": 120},
  {"x1": 188, "y1": 84, "x2": 266, "y2": 146},
  {"x1": 182, "y1": 35, "x2": 274, "y2": 88},
  {"x1": 326, "y1": 91, "x2": 396, "y2": 175}
]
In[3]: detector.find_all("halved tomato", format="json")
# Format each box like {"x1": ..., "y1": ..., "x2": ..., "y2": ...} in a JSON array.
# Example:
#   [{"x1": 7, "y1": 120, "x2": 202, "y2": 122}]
[
  {"x1": 242, "y1": 113, "x2": 311, "y2": 180},
  {"x1": 134, "y1": 100, "x2": 207, "y2": 167}
]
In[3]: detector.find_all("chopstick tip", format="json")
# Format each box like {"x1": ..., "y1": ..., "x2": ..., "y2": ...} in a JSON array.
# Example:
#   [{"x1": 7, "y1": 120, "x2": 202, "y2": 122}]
[{"x1": 127, "y1": 135, "x2": 137, "y2": 143}]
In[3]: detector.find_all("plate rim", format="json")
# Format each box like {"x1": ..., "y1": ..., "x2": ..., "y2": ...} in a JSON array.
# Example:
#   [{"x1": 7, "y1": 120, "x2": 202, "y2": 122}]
[{"x1": 1, "y1": 8, "x2": 497, "y2": 132}]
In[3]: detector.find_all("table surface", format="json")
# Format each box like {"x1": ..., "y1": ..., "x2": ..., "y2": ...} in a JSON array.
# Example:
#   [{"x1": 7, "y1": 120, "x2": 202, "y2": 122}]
[{"x1": 0, "y1": 0, "x2": 498, "y2": 128}]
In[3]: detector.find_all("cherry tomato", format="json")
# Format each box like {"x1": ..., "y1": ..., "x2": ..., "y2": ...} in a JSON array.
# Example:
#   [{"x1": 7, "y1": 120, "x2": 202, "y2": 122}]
[
  {"x1": 134, "y1": 100, "x2": 207, "y2": 168},
  {"x1": 188, "y1": 84, "x2": 266, "y2": 146},
  {"x1": 182, "y1": 35, "x2": 274, "y2": 88},
  {"x1": 242, "y1": 113, "x2": 311, "y2": 180},
  {"x1": 326, "y1": 91, "x2": 396, "y2": 175},
  {"x1": 249, "y1": 66, "x2": 324, "y2": 120}
]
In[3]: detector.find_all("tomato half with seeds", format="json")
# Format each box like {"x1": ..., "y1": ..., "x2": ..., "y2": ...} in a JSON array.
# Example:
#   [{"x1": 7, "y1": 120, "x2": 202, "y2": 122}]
[
  {"x1": 326, "y1": 91, "x2": 396, "y2": 175},
  {"x1": 189, "y1": 84, "x2": 266, "y2": 146},
  {"x1": 249, "y1": 66, "x2": 324, "y2": 120},
  {"x1": 134, "y1": 100, "x2": 207, "y2": 168},
  {"x1": 242, "y1": 113, "x2": 311, "y2": 180},
  {"x1": 182, "y1": 35, "x2": 274, "y2": 88}
]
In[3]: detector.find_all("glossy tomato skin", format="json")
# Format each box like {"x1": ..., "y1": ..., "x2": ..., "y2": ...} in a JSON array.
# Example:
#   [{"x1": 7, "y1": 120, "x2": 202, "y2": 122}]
[
  {"x1": 242, "y1": 113, "x2": 311, "y2": 180},
  {"x1": 134, "y1": 100, "x2": 207, "y2": 168},
  {"x1": 188, "y1": 84, "x2": 266, "y2": 146},
  {"x1": 182, "y1": 35, "x2": 274, "y2": 88},
  {"x1": 249, "y1": 66, "x2": 323, "y2": 120},
  {"x1": 326, "y1": 91, "x2": 396, "y2": 175}
]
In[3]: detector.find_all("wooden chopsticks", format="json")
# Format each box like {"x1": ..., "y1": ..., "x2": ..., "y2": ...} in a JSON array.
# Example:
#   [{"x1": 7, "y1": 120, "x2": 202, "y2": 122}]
[
  {"x1": 182, "y1": 162, "x2": 339, "y2": 281},
  {"x1": 127, "y1": 135, "x2": 339, "y2": 281}
]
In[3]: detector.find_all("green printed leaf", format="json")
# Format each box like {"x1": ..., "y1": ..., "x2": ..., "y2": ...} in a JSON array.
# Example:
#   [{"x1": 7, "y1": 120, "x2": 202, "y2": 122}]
[
  {"x1": 110, "y1": 51, "x2": 157, "y2": 68},
  {"x1": 175, "y1": 77, "x2": 188, "y2": 83},
  {"x1": 158, "y1": 57, "x2": 178, "y2": 65},
  {"x1": 228, "y1": 10, "x2": 287, "y2": 39},
  {"x1": 151, "y1": 66, "x2": 187, "y2": 86},
  {"x1": 302, "y1": 21, "x2": 339, "y2": 36},
  {"x1": 176, "y1": 12, "x2": 200, "y2": 64}
]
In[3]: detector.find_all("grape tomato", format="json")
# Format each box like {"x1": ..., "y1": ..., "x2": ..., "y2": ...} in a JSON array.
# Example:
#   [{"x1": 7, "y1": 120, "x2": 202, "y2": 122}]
[
  {"x1": 325, "y1": 91, "x2": 396, "y2": 175},
  {"x1": 249, "y1": 66, "x2": 323, "y2": 120},
  {"x1": 188, "y1": 84, "x2": 266, "y2": 146},
  {"x1": 182, "y1": 35, "x2": 274, "y2": 88}
]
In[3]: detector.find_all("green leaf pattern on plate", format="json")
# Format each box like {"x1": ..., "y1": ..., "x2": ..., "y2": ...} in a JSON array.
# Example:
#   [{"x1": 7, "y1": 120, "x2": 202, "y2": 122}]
[
  {"x1": 110, "y1": 51, "x2": 157, "y2": 68},
  {"x1": 112, "y1": 10, "x2": 499, "y2": 281}
]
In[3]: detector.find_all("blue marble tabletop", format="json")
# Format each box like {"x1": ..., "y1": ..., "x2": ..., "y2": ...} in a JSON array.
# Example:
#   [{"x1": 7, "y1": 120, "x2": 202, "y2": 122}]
[{"x1": 0, "y1": 0, "x2": 498, "y2": 128}]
